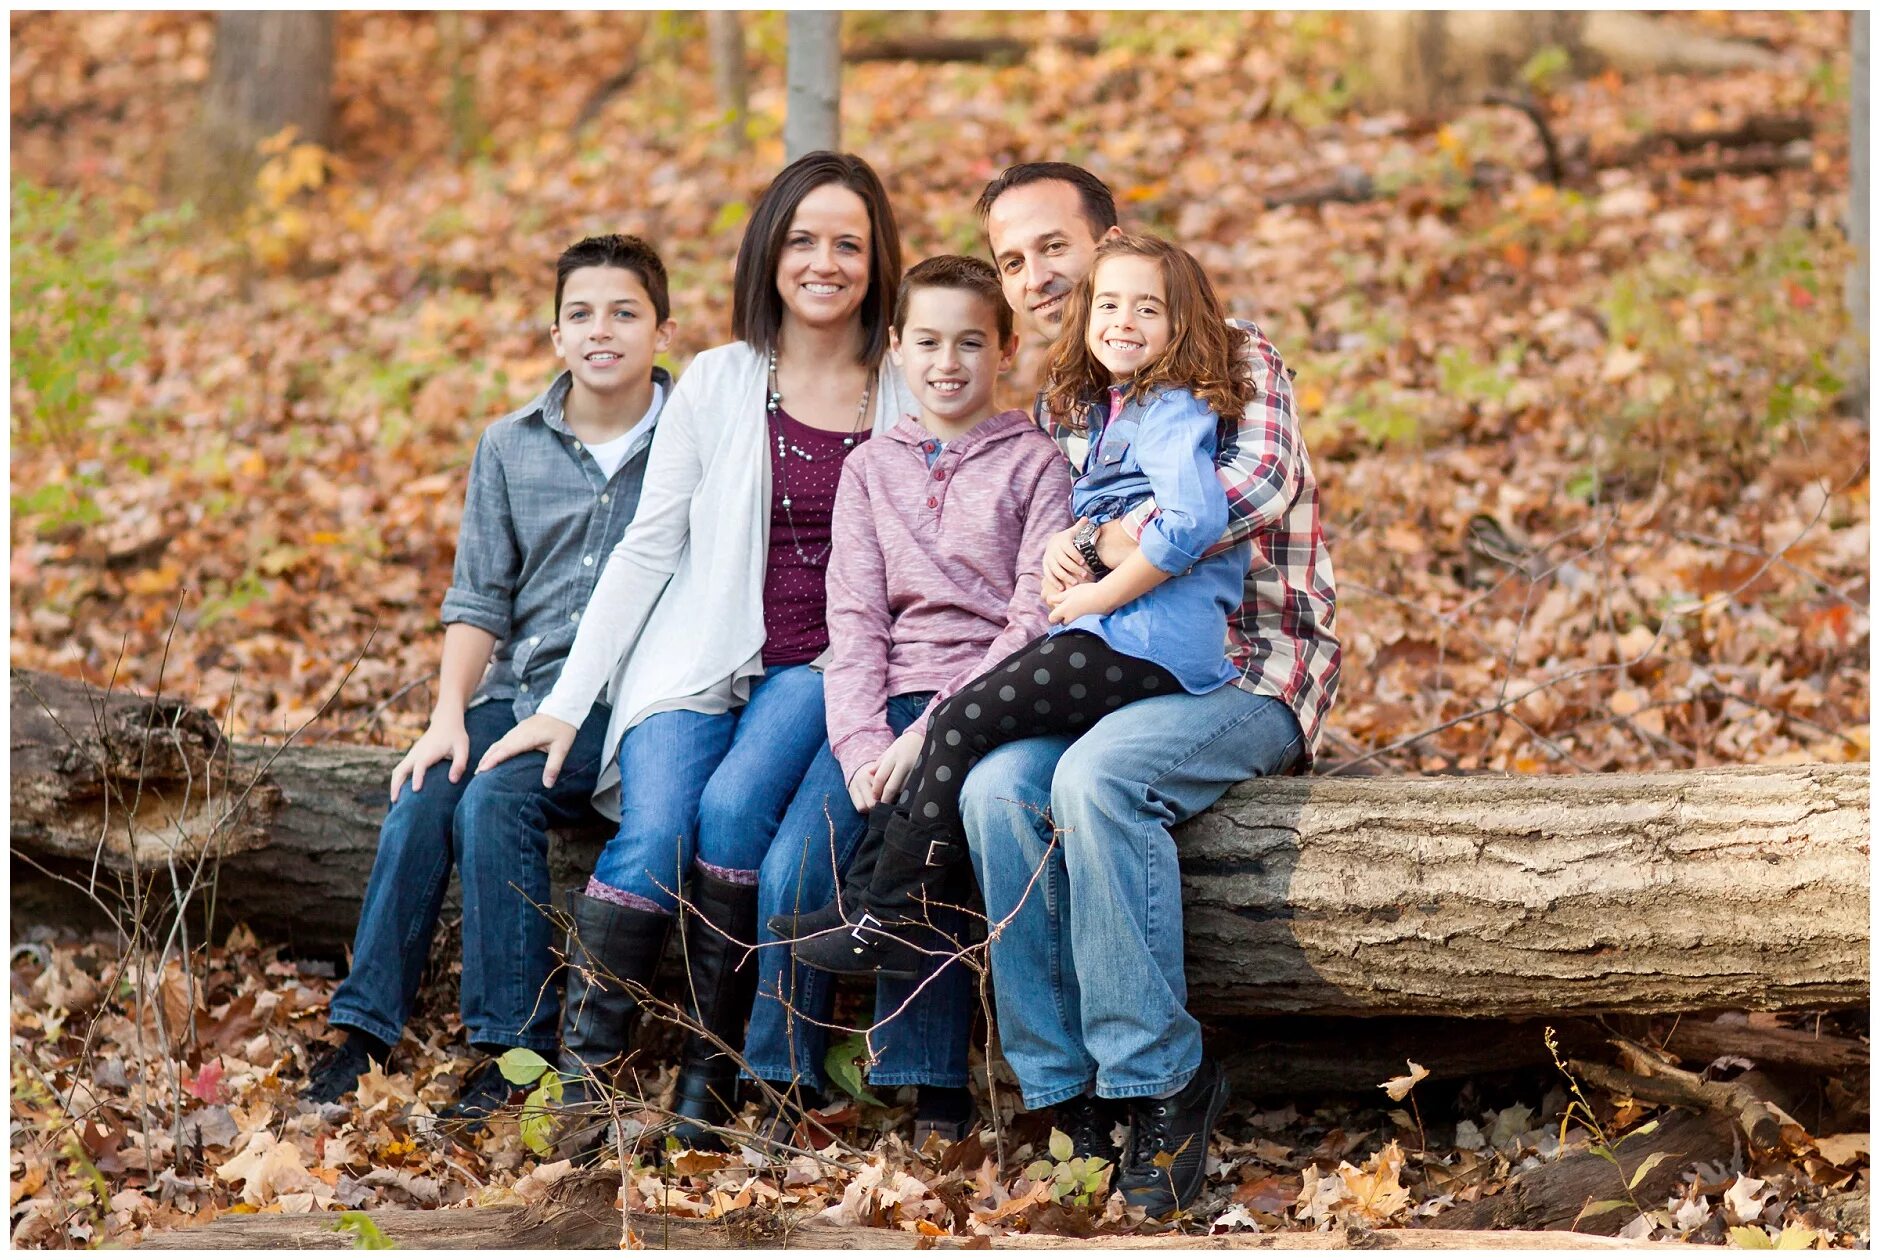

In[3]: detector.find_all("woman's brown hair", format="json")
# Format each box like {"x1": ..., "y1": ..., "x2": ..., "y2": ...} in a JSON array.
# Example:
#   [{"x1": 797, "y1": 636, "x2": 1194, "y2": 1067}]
[
  {"x1": 1040, "y1": 233, "x2": 1252, "y2": 431},
  {"x1": 731, "y1": 151, "x2": 903, "y2": 368}
]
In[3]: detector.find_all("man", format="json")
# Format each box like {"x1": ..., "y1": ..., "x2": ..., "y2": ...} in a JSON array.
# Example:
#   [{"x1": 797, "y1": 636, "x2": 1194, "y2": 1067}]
[{"x1": 962, "y1": 163, "x2": 1340, "y2": 1217}]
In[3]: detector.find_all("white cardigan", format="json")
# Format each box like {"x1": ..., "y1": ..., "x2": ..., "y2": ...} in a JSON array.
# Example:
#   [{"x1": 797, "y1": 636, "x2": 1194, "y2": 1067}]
[{"x1": 538, "y1": 340, "x2": 916, "y2": 820}]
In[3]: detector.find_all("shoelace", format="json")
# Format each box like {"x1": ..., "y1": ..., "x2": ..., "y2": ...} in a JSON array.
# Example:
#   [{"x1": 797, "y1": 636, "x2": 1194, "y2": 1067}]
[
  {"x1": 1062, "y1": 1096, "x2": 1117, "y2": 1159},
  {"x1": 1127, "y1": 1100, "x2": 1174, "y2": 1167}
]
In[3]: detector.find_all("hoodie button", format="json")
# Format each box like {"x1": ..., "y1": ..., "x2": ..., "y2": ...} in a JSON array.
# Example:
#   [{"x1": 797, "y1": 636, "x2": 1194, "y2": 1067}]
[
  {"x1": 933, "y1": 469, "x2": 945, "y2": 481},
  {"x1": 927, "y1": 497, "x2": 938, "y2": 509}
]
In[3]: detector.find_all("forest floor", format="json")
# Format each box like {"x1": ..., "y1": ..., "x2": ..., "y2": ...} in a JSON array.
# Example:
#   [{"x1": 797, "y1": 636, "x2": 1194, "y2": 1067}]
[{"x1": 8, "y1": 9, "x2": 1869, "y2": 1249}]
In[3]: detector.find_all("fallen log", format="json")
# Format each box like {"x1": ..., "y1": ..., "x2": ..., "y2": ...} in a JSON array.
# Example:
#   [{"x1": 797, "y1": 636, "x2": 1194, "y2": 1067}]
[
  {"x1": 134, "y1": 1167, "x2": 1718, "y2": 1250},
  {"x1": 11, "y1": 668, "x2": 1870, "y2": 1019}
]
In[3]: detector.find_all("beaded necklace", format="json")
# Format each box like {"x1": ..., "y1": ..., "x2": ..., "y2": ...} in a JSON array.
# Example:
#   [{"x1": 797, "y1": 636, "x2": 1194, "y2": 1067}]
[{"x1": 766, "y1": 345, "x2": 870, "y2": 566}]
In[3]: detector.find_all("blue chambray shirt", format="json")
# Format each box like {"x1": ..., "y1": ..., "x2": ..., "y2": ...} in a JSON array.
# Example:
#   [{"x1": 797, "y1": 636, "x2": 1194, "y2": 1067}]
[{"x1": 439, "y1": 367, "x2": 671, "y2": 719}]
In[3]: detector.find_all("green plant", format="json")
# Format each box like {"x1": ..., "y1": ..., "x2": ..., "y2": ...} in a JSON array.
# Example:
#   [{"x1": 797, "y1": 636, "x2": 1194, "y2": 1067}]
[
  {"x1": 823, "y1": 1034, "x2": 886, "y2": 1107},
  {"x1": 10, "y1": 180, "x2": 152, "y2": 448},
  {"x1": 1544, "y1": 1027, "x2": 1665, "y2": 1233},
  {"x1": 1023, "y1": 1128, "x2": 1115, "y2": 1206},
  {"x1": 332, "y1": 1210, "x2": 397, "y2": 1249},
  {"x1": 497, "y1": 1047, "x2": 564, "y2": 1158}
]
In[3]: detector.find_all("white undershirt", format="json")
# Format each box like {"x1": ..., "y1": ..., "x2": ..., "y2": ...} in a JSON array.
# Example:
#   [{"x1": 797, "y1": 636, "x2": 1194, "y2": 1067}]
[{"x1": 581, "y1": 381, "x2": 665, "y2": 480}]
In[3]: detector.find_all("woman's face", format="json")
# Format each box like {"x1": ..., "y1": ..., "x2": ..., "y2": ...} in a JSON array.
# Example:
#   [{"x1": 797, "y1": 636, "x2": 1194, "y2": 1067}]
[{"x1": 774, "y1": 181, "x2": 872, "y2": 334}]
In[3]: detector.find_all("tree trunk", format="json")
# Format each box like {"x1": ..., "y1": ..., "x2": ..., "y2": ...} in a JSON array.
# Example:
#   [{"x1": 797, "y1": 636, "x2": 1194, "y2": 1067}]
[
  {"x1": 1846, "y1": 11, "x2": 1869, "y2": 427},
  {"x1": 785, "y1": 11, "x2": 842, "y2": 161},
  {"x1": 168, "y1": 11, "x2": 334, "y2": 215},
  {"x1": 11, "y1": 670, "x2": 1867, "y2": 1019},
  {"x1": 708, "y1": 11, "x2": 748, "y2": 151},
  {"x1": 1349, "y1": 12, "x2": 1778, "y2": 115}
]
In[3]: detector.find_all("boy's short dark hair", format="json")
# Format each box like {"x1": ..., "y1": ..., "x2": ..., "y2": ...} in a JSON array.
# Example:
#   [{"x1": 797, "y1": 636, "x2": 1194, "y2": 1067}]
[
  {"x1": 554, "y1": 234, "x2": 671, "y2": 324},
  {"x1": 973, "y1": 162, "x2": 1119, "y2": 240},
  {"x1": 893, "y1": 255, "x2": 1013, "y2": 345}
]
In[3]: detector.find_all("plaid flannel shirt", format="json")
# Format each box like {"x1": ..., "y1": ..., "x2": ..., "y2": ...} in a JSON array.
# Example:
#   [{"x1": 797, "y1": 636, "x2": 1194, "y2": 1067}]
[{"x1": 1042, "y1": 320, "x2": 1340, "y2": 766}]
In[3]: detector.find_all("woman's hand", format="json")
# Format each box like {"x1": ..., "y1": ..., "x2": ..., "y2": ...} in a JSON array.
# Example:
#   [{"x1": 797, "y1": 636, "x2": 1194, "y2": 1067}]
[
  {"x1": 848, "y1": 762, "x2": 880, "y2": 813},
  {"x1": 390, "y1": 712, "x2": 469, "y2": 803},
  {"x1": 476, "y1": 713, "x2": 580, "y2": 788},
  {"x1": 869, "y1": 729, "x2": 924, "y2": 808},
  {"x1": 1042, "y1": 519, "x2": 1093, "y2": 594},
  {"x1": 1046, "y1": 581, "x2": 1115, "y2": 626}
]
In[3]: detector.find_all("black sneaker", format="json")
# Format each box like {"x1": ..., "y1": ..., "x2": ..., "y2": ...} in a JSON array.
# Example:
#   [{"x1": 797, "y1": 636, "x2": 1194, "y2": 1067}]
[
  {"x1": 1054, "y1": 1092, "x2": 1124, "y2": 1166},
  {"x1": 1115, "y1": 1057, "x2": 1229, "y2": 1218},
  {"x1": 913, "y1": 1085, "x2": 976, "y2": 1147},
  {"x1": 301, "y1": 1034, "x2": 384, "y2": 1106},
  {"x1": 436, "y1": 1056, "x2": 525, "y2": 1135}
]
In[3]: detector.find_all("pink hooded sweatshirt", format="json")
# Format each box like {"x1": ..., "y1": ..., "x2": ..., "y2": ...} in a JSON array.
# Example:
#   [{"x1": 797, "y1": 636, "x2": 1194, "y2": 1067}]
[{"x1": 824, "y1": 410, "x2": 1074, "y2": 784}]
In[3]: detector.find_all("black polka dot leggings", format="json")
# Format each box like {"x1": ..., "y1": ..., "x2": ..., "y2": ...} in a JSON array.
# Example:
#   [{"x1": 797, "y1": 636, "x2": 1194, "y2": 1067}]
[{"x1": 858, "y1": 631, "x2": 1181, "y2": 919}]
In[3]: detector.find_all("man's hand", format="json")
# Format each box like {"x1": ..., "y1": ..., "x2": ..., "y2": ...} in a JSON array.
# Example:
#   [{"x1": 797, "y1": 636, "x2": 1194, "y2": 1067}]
[
  {"x1": 869, "y1": 729, "x2": 924, "y2": 808},
  {"x1": 1046, "y1": 581, "x2": 1116, "y2": 626},
  {"x1": 391, "y1": 712, "x2": 470, "y2": 803},
  {"x1": 1043, "y1": 519, "x2": 1094, "y2": 593},
  {"x1": 476, "y1": 713, "x2": 580, "y2": 789},
  {"x1": 848, "y1": 762, "x2": 880, "y2": 813}
]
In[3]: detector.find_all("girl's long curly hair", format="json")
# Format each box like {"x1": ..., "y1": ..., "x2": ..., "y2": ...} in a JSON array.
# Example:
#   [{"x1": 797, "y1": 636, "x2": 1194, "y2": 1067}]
[{"x1": 1040, "y1": 233, "x2": 1252, "y2": 432}]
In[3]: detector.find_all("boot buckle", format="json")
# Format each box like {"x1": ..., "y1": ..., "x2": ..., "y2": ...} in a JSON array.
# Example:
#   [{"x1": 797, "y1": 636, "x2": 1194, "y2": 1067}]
[
  {"x1": 851, "y1": 911, "x2": 882, "y2": 942},
  {"x1": 925, "y1": 839, "x2": 951, "y2": 867}
]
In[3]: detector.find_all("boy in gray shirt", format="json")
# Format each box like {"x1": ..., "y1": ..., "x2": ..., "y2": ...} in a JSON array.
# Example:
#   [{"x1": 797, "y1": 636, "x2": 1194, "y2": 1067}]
[{"x1": 301, "y1": 235, "x2": 676, "y2": 1126}]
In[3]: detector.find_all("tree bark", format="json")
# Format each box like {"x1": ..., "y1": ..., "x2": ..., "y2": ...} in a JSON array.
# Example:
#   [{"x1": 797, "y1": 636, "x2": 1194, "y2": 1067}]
[
  {"x1": 168, "y1": 12, "x2": 334, "y2": 214},
  {"x1": 12, "y1": 670, "x2": 1867, "y2": 1020},
  {"x1": 707, "y1": 11, "x2": 748, "y2": 150},
  {"x1": 136, "y1": 1166, "x2": 1722, "y2": 1249},
  {"x1": 785, "y1": 12, "x2": 842, "y2": 161}
]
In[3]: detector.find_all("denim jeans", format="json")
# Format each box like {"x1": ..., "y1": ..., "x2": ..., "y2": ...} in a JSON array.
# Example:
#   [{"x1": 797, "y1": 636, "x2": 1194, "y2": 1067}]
[
  {"x1": 592, "y1": 664, "x2": 831, "y2": 907},
  {"x1": 743, "y1": 691, "x2": 975, "y2": 1091},
  {"x1": 329, "y1": 700, "x2": 612, "y2": 1053},
  {"x1": 962, "y1": 687, "x2": 1303, "y2": 1109}
]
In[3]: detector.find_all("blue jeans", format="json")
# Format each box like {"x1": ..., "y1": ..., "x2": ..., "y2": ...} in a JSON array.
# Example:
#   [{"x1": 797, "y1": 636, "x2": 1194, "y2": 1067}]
[
  {"x1": 962, "y1": 687, "x2": 1303, "y2": 1109},
  {"x1": 743, "y1": 692, "x2": 975, "y2": 1091},
  {"x1": 329, "y1": 700, "x2": 612, "y2": 1053}
]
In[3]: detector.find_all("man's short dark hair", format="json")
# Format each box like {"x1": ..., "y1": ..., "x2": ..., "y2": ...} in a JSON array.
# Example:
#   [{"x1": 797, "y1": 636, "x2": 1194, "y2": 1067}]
[
  {"x1": 893, "y1": 255, "x2": 1013, "y2": 344},
  {"x1": 973, "y1": 162, "x2": 1119, "y2": 240},
  {"x1": 554, "y1": 234, "x2": 671, "y2": 324}
]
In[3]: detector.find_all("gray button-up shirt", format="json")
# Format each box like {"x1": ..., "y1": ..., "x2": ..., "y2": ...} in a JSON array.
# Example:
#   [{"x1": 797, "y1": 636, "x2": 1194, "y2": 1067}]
[{"x1": 440, "y1": 367, "x2": 670, "y2": 719}]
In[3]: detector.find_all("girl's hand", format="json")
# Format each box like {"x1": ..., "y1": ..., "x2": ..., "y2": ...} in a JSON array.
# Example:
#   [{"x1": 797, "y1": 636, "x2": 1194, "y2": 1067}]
[
  {"x1": 1041, "y1": 568, "x2": 1066, "y2": 607},
  {"x1": 476, "y1": 713, "x2": 579, "y2": 788},
  {"x1": 848, "y1": 762, "x2": 880, "y2": 813},
  {"x1": 1043, "y1": 520, "x2": 1093, "y2": 593},
  {"x1": 870, "y1": 729, "x2": 924, "y2": 807},
  {"x1": 1047, "y1": 582, "x2": 1114, "y2": 626},
  {"x1": 391, "y1": 711, "x2": 470, "y2": 803}
]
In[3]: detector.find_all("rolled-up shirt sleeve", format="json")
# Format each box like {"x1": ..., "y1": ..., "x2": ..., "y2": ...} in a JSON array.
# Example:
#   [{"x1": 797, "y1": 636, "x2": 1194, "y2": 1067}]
[
  {"x1": 1133, "y1": 391, "x2": 1230, "y2": 576},
  {"x1": 1120, "y1": 322, "x2": 1301, "y2": 557},
  {"x1": 439, "y1": 432, "x2": 518, "y2": 639}
]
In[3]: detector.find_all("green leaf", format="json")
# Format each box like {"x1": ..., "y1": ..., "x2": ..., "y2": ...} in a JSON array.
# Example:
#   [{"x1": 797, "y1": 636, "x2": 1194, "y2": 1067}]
[
  {"x1": 497, "y1": 1047, "x2": 552, "y2": 1086},
  {"x1": 519, "y1": 1098, "x2": 555, "y2": 1157},
  {"x1": 1024, "y1": 1159, "x2": 1054, "y2": 1182},
  {"x1": 822, "y1": 1035, "x2": 885, "y2": 1107},
  {"x1": 1520, "y1": 44, "x2": 1572, "y2": 94},
  {"x1": 1627, "y1": 1150, "x2": 1673, "y2": 1190},
  {"x1": 1729, "y1": 1225, "x2": 1777, "y2": 1249},
  {"x1": 332, "y1": 1210, "x2": 396, "y2": 1249},
  {"x1": 1048, "y1": 1128, "x2": 1074, "y2": 1163}
]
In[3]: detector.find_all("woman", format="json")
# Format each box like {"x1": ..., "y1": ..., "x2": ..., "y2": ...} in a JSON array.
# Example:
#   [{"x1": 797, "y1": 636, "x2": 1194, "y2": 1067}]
[{"x1": 480, "y1": 152, "x2": 970, "y2": 1156}]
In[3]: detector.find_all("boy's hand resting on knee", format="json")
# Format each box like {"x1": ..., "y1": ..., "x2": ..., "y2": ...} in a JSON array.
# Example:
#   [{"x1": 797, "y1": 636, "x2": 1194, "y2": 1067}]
[
  {"x1": 870, "y1": 729, "x2": 924, "y2": 808},
  {"x1": 391, "y1": 712, "x2": 470, "y2": 803},
  {"x1": 476, "y1": 713, "x2": 579, "y2": 788},
  {"x1": 848, "y1": 762, "x2": 881, "y2": 812}
]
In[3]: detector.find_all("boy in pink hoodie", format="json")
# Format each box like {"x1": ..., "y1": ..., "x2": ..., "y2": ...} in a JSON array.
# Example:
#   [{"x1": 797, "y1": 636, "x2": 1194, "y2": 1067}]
[{"x1": 765, "y1": 255, "x2": 1071, "y2": 1140}]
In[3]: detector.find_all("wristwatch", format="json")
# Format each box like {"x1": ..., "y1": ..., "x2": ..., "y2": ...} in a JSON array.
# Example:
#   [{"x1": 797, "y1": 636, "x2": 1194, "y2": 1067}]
[{"x1": 1073, "y1": 519, "x2": 1111, "y2": 579}]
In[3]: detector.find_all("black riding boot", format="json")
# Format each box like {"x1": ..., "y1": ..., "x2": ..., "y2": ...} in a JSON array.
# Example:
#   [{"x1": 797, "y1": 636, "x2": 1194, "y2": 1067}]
[
  {"x1": 668, "y1": 868, "x2": 760, "y2": 1151},
  {"x1": 552, "y1": 892, "x2": 670, "y2": 1162},
  {"x1": 766, "y1": 808, "x2": 890, "y2": 940},
  {"x1": 792, "y1": 812, "x2": 957, "y2": 979}
]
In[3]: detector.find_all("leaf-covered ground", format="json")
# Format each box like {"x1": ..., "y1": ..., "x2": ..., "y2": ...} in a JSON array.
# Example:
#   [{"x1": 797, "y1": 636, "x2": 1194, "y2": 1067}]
[
  {"x1": 9, "y1": 928, "x2": 1871, "y2": 1247},
  {"x1": 8, "y1": 8, "x2": 1870, "y2": 1249}
]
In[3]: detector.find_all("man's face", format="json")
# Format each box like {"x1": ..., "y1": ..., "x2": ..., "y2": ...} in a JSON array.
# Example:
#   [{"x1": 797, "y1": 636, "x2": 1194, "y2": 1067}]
[{"x1": 985, "y1": 180, "x2": 1106, "y2": 344}]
